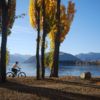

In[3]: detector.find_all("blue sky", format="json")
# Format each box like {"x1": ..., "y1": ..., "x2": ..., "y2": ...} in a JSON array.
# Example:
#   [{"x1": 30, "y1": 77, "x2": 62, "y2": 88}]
[{"x1": 1, "y1": 0, "x2": 100, "y2": 55}]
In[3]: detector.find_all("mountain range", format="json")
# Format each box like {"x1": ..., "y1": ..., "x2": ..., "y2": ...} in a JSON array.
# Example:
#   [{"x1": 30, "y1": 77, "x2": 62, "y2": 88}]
[
  {"x1": 24, "y1": 52, "x2": 81, "y2": 63},
  {"x1": 76, "y1": 52, "x2": 100, "y2": 61},
  {"x1": 9, "y1": 52, "x2": 100, "y2": 63},
  {"x1": 9, "y1": 54, "x2": 31, "y2": 63}
]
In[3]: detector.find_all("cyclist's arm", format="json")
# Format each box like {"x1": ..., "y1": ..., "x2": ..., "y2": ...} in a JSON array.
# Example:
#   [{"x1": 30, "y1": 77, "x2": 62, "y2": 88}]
[{"x1": 17, "y1": 66, "x2": 21, "y2": 69}]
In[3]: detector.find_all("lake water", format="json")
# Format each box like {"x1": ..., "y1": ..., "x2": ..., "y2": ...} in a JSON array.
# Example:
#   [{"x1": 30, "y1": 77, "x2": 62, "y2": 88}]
[{"x1": 7, "y1": 63, "x2": 100, "y2": 77}]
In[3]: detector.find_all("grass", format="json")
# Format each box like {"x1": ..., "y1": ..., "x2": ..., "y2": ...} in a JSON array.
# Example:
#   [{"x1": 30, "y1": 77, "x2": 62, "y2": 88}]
[{"x1": 0, "y1": 76, "x2": 100, "y2": 100}]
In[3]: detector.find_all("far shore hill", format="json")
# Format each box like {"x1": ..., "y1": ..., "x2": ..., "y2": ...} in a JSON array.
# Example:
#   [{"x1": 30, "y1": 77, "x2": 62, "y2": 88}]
[{"x1": 9, "y1": 52, "x2": 100, "y2": 66}]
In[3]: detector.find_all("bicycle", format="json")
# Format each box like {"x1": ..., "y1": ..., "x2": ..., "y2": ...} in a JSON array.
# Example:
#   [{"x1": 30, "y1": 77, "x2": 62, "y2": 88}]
[{"x1": 6, "y1": 68, "x2": 26, "y2": 78}]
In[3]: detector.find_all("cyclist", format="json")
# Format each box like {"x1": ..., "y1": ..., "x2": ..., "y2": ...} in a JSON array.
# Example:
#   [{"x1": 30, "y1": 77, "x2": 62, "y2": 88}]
[{"x1": 12, "y1": 61, "x2": 20, "y2": 77}]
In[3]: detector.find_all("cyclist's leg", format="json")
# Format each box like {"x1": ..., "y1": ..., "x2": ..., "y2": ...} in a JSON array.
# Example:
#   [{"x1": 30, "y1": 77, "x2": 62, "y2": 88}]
[
  {"x1": 12, "y1": 68, "x2": 16, "y2": 77},
  {"x1": 12, "y1": 68, "x2": 15, "y2": 77},
  {"x1": 15, "y1": 69, "x2": 17, "y2": 76}
]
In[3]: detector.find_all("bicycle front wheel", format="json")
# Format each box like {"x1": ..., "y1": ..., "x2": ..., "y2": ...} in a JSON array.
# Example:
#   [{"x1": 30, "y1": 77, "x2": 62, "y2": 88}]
[
  {"x1": 6, "y1": 72, "x2": 14, "y2": 77},
  {"x1": 18, "y1": 72, "x2": 26, "y2": 77}
]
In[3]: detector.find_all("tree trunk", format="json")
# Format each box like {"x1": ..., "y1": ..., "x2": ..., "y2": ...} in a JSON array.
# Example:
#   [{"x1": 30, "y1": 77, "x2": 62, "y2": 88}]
[
  {"x1": 50, "y1": 0, "x2": 61, "y2": 77},
  {"x1": 0, "y1": 0, "x2": 8, "y2": 82},
  {"x1": 36, "y1": 7, "x2": 40, "y2": 80},
  {"x1": 41, "y1": 0, "x2": 46, "y2": 79}
]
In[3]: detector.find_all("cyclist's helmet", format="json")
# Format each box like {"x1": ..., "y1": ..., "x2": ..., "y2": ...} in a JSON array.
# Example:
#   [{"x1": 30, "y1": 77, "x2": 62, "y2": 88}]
[{"x1": 16, "y1": 61, "x2": 18, "y2": 64}]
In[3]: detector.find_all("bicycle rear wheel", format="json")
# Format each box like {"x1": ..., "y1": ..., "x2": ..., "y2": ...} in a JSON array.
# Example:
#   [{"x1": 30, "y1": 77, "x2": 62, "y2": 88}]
[
  {"x1": 6, "y1": 72, "x2": 14, "y2": 77},
  {"x1": 18, "y1": 72, "x2": 26, "y2": 77}
]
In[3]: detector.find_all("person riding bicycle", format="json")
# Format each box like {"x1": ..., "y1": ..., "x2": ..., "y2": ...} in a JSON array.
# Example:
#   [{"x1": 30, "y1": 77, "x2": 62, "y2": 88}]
[{"x1": 12, "y1": 61, "x2": 20, "y2": 77}]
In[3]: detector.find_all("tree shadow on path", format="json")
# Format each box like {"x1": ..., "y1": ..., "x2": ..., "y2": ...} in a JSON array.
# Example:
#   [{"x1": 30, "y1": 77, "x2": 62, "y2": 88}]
[{"x1": 0, "y1": 80, "x2": 100, "y2": 100}]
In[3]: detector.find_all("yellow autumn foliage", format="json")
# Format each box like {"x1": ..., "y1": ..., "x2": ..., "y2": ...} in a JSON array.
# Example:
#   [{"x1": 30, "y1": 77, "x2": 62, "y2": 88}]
[
  {"x1": 29, "y1": 0, "x2": 57, "y2": 32},
  {"x1": 29, "y1": 0, "x2": 75, "y2": 47},
  {"x1": 48, "y1": 1, "x2": 75, "y2": 43},
  {"x1": 29, "y1": 0, "x2": 37, "y2": 28}
]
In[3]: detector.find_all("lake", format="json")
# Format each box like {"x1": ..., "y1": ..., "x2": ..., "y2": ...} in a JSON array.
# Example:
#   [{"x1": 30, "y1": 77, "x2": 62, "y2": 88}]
[{"x1": 7, "y1": 63, "x2": 100, "y2": 77}]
